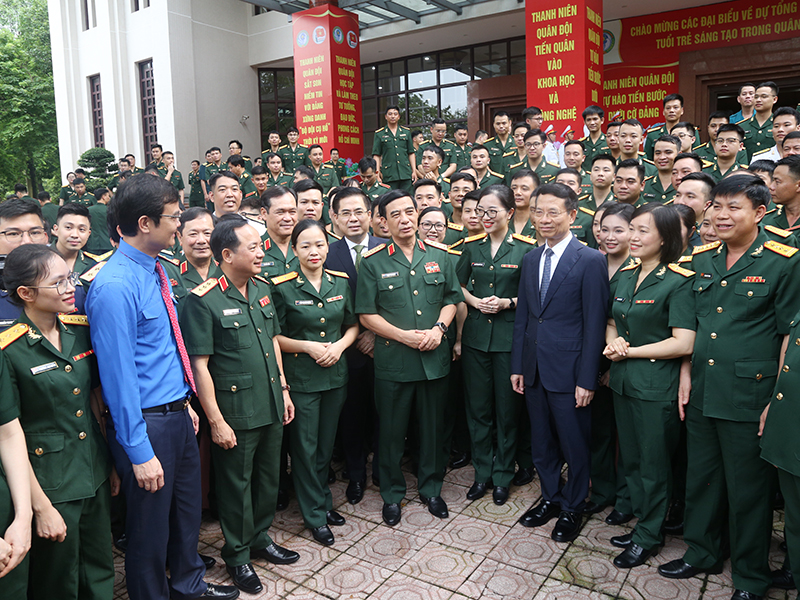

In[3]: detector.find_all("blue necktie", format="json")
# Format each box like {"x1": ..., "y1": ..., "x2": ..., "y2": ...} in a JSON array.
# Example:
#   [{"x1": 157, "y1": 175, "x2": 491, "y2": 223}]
[{"x1": 540, "y1": 247, "x2": 554, "y2": 305}]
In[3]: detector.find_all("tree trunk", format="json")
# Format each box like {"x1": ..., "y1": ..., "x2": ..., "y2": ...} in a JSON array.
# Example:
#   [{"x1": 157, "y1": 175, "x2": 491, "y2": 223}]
[{"x1": 27, "y1": 155, "x2": 39, "y2": 195}]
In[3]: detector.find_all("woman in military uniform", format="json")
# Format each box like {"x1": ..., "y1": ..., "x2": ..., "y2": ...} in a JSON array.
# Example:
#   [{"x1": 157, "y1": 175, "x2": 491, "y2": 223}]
[
  {"x1": 1, "y1": 245, "x2": 114, "y2": 600},
  {"x1": 603, "y1": 204, "x2": 696, "y2": 569},
  {"x1": 271, "y1": 220, "x2": 359, "y2": 546},
  {"x1": 456, "y1": 184, "x2": 536, "y2": 505}
]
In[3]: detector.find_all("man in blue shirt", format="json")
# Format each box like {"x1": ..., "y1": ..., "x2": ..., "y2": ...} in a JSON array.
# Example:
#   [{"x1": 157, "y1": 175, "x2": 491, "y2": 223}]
[{"x1": 86, "y1": 175, "x2": 238, "y2": 600}]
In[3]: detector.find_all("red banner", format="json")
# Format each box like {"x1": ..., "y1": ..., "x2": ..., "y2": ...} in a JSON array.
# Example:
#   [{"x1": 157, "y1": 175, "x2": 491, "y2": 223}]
[
  {"x1": 526, "y1": 0, "x2": 604, "y2": 136},
  {"x1": 292, "y1": 5, "x2": 363, "y2": 162},
  {"x1": 603, "y1": 0, "x2": 799, "y2": 127}
]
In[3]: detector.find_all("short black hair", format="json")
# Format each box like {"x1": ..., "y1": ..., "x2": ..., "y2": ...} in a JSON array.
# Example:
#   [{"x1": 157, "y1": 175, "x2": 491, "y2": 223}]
[
  {"x1": 470, "y1": 144, "x2": 489, "y2": 155},
  {"x1": 663, "y1": 93, "x2": 684, "y2": 107},
  {"x1": 286, "y1": 126, "x2": 299, "y2": 134},
  {"x1": 73, "y1": 177, "x2": 86, "y2": 186},
  {"x1": 605, "y1": 121, "x2": 622, "y2": 131},
  {"x1": 209, "y1": 146, "x2": 221, "y2": 153},
  {"x1": 0, "y1": 197, "x2": 43, "y2": 226},
  {"x1": 563, "y1": 139, "x2": 585, "y2": 153},
  {"x1": 631, "y1": 203, "x2": 683, "y2": 263},
  {"x1": 118, "y1": 158, "x2": 130, "y2": 166},
  {"x1": 776, "y1": 155, "x2": 800, "y2": 180},
  {"x1": 600, "y1": 201, "x2": 634, "y2": 225},
  {"x1": 716, "y1": 123, "x2": 745, "y2": 141},
  {"x1": 670, "y1": 121, "x2": 695, "y2": 134},
  {"x1": 673, "y1": 203, "x2": 697, "y2": 234},
  {"x1": 655, "y1": 134, "x2": 682, "y2": 154},
  {"x1": 56, "y1": 203, "x2": 90, "y2": 223},
  {"x1": 227, "y1": 155, "x2": 245, "y2": 168},
  {"x1": 521, "y1": 107, "x2": 541, "y2": 119},
  {"x1": 143, "y1": 165, "x2": 160, "y2": 175},
  {"x1": 294, "y1": 165, "x2": 316, "y2": 181},
  {"x1": 749, "y1": 160, "x2": 776, "y2": 175},
  {"x1": 756, "y1": 81, "x2": 779, "y2": 96},
  {"x1": 509, "y1": 169, "x2": 540, "y2": 187},
  {"x1": 523, "y1": 129, "x2": 547, "y2": 144},
  {"x1": 293, "y1": 178, "x2": 324, "y2": 195},
  {"x1": 209, "y1": 170, "x2": 240, "y2": 190},
  {"x1": 290, "y1": 218, "x2": 327, "y2": 247},
  {"x1": 14, "y1": 183, "x2": 27, "y2": 194},
  {"x1": 556, "y1": 168, "x2": 582, "y2": 185},
  {"x1": 38, "y1": 191, "x2": 51, "y2": 202},
  {"x1": 114, "y1": 173, "x2": 180, "y2": 237},
  {"x1": 591, "y1": 153, "x2": 616, "y2": 168},
  {"x1": 251, "y1": 165, "x2": 267, "y2": 176},
  {"x1": 512, "y1": 122, "x2": 531, "y2": 133},
  {"x1": 708, "y1": 111, "x2": 729, "y2": 123},
  {"x1": 449, "y1": 172, "x2": 478, "y2": 188},
  {"x1": 738, "y1": 83, "x2": 756, "y2": 95},
  {"x1": 4, "y1": 244, "x2": 61, "y2": 306},
  {"x1": 479, "y1": 184, "x2": 515, "y2": 212},
  {"x1": 261, "y1": 185, "x2": 297, "y2": 211},
  {"x1": 582, "y1": 105, "x2": 604, "y2": 120},
  {"x1": 422, "y1": 144, "x2": 445, "y2": 163},
  {"x1": 178, "y1": 207, "x2": 214, "y2": 233},
  {"x1": 621, "y1": 119, "x2": 644, "y2": 132},
  {"x1": 494, "y1": 111, "x2": 511, "y2": 120},
  {"x1": 332, "y1": 187, "x2": 370, "y2": 213},
  {"x1": 210, "y1": 214, "x2": 249, "y2": 262},
  {"x1": 94, "y1": 187, "x2": 109, "y2": 201},
  {"x1": 308, "y1": 144, "x2": 323, "y2": 153},
  {"x1": 377, "y1": 189, "x2": 416, "y2": 218},
  {"x1": 774, "y1": 106, "x2": 800, "y2": 124},
  {"x1": 674, "y1": 152, "x2": 703, "y2": 171},
  {"x1": 385, "y1": 105, "x2": 400, "y2": 114},
  {"x1": 454, "y1": 124, "x2": 468, "y2": 133},
  {"x1": 783, "y1": 131, "x2": 800, "y2": 146},
  {"x1": 431, "y1": 117, "x2": 446, "y2": 127},
  {"x1": 358, "y1": 156, "x2": 377, "y2": 172},
  {"x1": 414, "y1": 178, "x2": 442, "y2": 197},
  {"x1": 710, "y1": 173, "x2": 771, "y2": 209},
  {"x1": 533, "y1": 182, "x2": 578, "y2": 212},
  {"x1": 616, "y1": 159, "x2": 645, "y2": 182},
  {"x1": 679, "y1": 172, "x2": 716, "y2": 196},
  {"x1": 151, "y1": 143, "x2": 163, "y2": 152},
  {"x1": 229, "y1": 140, "x2": 243, "y2": 149}
]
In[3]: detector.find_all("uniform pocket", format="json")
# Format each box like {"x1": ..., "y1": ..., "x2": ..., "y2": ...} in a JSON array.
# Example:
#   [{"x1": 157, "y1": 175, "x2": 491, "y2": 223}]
[
  {"x1": 692, "y1": 278, "x2": 712, "y2": 316},
  {"x1": 423, "y1": 273, "x2": 445, "y2": 305},
  {"x1": 733, "y1": 359, "x2": 777, "y2": 409},
  {"x1": 213, "y1": 373, "x2": 256, "y2": 418},
  {"x1": 377, "y1": 278, "x2": 406, "y2": 309},
  {"x1": 220, "y1": 315, "x2": 253, "y2": 350},
  {"x1": 731, "y1": 283, "x2": 770, "y2": 320},
  {"x1": 26, "y1": 432, "x2": 65, "y2": 492}
]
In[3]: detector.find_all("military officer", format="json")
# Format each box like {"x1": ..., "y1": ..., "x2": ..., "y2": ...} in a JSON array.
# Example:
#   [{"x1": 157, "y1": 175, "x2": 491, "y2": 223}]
[
  {"x1": 262, "y1": 131, "x2": 283, "y2": 164},
  {"x1": 418, "y1": 145, "x2": 451, "y2": 197},
  {"x1": 66, "y1": 178, "x2": 95, "y2": 207},
  {"x1": 262, "y1": 153, "x2": 294, "y2": 188},
  {"x1": 278, "y1": 127, "x2": 311, "y2": 173},
  {"x1": 603, "y1": 204, "x2": 696, "y2": 569},
  {"x1": 228, "y1": 140, "x2": 253, "y2": 173},
  {"x1": 456, "y1": 185, "x2": 536, "y2": 505},
  {"x1": 444, "y1": 172, "x2": 478, "y2": 245},
  {"x1": 508, "y1": 169, "x2": 539, "y2": 238},
  {"x1": 644, "y1": 94, "x2": 685, "y2": 160},
  {"x1": 308, "y1": 145, "x2": 340, "y2": 198},
  {"x1": 356, "y1": 189, "x2": 464, "y2": 526},
  {"x1": 763, "y1": 156, "x2": 800, "y2": 233},
  {"x1": 614, "y1": 160, "x2": 646, "y2": 208},
  {"x1": 452, "y1": 124, "x2": 471, "y2": 170},
  {"x1": 173, "y1": 207, "x2": 215, "y2": 307},
  {"x1": 470, "y1": 145, "x2": 504, "y2": 189},
  {"x1": 506, "y1": 130, "x2": 559, "y2": 186},
  {"x1": 188, "y1": 160, "x2": 205, "y2": 208},
  {"x1": 271, "y1": 220, "x2": 359, "y2": 546},
  {"x1": 658, "y1": 175, "x2": 800, "y2": 600},
  {"x1": 414, "y1": 119, "x2": 458, "y2": 180},
  {"x1": 702, "y1": 124, "x2": 749, "y2": 183},
  {"x1": 372, "y1": 105, "x2": 417, "y2": 192},
  {"x1": 147, "y1": 144, "x2": 168, "y2": 177},
  {"x1": 259, "y1": 186, "x2": 300, "y2": 278},
  {"x1": 358, "y1": 157, "x2": 390, "y2": 203},
  {"x1": 561, "y1": 140, "x2": 592, "y2": 191},
  {"x1": 1, "y1": 244, "x2": 114, "y2": 600},
  {"x1": 618, "y1": 120, "x2": 658, "y2": 178},
  {"x1": 201, "y1": 147, "x2": 224, "y2": 204},
  {"x1": 124, "y1": 154, "x2": 144, "y2": 175},
  {"x1": 485, "y1": 111, "x2": 515, "y2": 173},
  {"x1": 503, "y1": 122, "x2": 531, "y2": 171},
  {"x1": 227, "y1": 155, "x2": 259, "y2": 202},
  {"x1": 583, "y1": 154, "x2": 616, "y2": 211},
  {"x1": 581, "y1": 106, "x2": 609, "y2": 166},
  {"x1": 162, "y1": 152, "x2": 185, "y2": 205},
  {"x1": 294, "y1": 179, "x2": 340, "y2": 238},
  {"x1": 740, "y1": 82, "x2": 778, "y2": 161},
  {"x1": 58, "y1": 172, "x2": 77, "y2": 205},
  {"x1": 327, "y1": 148, "x2": 348, "y2": 182},
  {"x1": 642, "y1": 136, "x2": 681, "y2": 204},
  {"x1": 181, "y1": 215, "x2": 298, "y2": 596}
]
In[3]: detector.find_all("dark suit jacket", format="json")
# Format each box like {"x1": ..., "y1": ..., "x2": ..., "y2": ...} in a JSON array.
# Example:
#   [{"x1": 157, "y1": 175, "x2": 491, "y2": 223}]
[
  {"x1": 511, "y1": 236, "x2": 609, "y2": 394},
  {"x1": 325, "y1": 235, "x2": 387, "y2": 369}
]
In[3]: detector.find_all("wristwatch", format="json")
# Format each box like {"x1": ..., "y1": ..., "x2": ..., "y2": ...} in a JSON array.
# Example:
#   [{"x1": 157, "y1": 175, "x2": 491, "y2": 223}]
[
  {"x1": 281, "y1": 384, "x2": 291, "y2": 392},
  {"x1": 435, "y1": 322, "x2": 448, "y2": 334},
  {"x1": 508, "y1": 298, "x2": 516, "y2": 309}
]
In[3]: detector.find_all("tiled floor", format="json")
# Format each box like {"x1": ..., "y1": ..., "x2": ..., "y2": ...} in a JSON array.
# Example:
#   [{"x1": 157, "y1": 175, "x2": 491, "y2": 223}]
[{"x1": 112, "y1": 460, "x2": 797, "y2": 599}]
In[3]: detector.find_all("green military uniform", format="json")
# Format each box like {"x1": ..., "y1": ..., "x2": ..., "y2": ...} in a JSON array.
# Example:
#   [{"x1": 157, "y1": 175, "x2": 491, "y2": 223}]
[
  {"x1": 241, "y1": 156, "x2": 253, "y2": 173},
  {"x1": 739, "y1": 113, "x2": 774, "y2": 161},
  {"x1": 312, "y1": 164, "x2": 340, "y2": 197},
  {"x1": 581, "y1": 133, "x2": 609, "y2": 166},
  {"x1": 762, "y1": 208, "x2": 800, "y2": 239},
  {"x1": 40, "y1": 201, "x2": 59, "y2": 229},
  {"x1": 702, "y1": 159, "x2": 749, "y2": 184},
  {"x1": 355, "y1": 239, "x2": 464, "y2": 504},
  {"x1": 362, "y1": 181, "x2": 391, "y2": 203},
  {"x1": 167, "y1": 169, "x2": 185, "y2": 194},
  {"x1": 58, "y1": 184, "x2": 76, "y2": 204},
  {"x1": 609, "y1": 261, "x2": 695, "y2": 550},
  {"x1": 1, "y1": 313, "x2": 113, "y2": 600},
  {"x1": 617, "y1": 154, "x2": 657, "y2": 178},
  {"x1": 579, "y1": 190, "x2": 615, "y2": 212},
  {"x1": 266, "y1": 172, "x2": 294, "y2": 188},
  {"x1": 473, "y1": 170, "x2": 504, "y2": 190},
  {"x1": 484, "y1": 136, "x2": 515, "y2": 173},
  {"x1": 641, "y1": 175, "x2": 677, "y2": 204},
  {"x1": 278, "y1": 144, "x2": 311, "y2": 173},
  {"x1": 502, "y1": 150, "x2": 525, "y2": 172},
  {"x1": 570, "y1": 206, "x2": 597, "y2": 247},
  {"x1": 238, "y1": 172, "x2": 259, "y2": 202},
  {"x1": 327, "y1": 158, "x2": 348, "y2": 182},
  {"x1": 435, "y1": 175, "x2": 451, "y2": 199},
  {"x1": 505, "y1": 159, "x2": 559, "y2": 186},
  {"x1": 456, "y1": 232, "x2": 536, "y2": 488},
  {"x1": 271, "y1": 269, "x2": 356, "y2": 528},
  {"x1": 203, "y1": 162, "x2": 224, "y2": 185},
  {"x1": 509, "y1": 218, "x2": 535, "y2": 238},
  {"x1": 691, "y1": 141, "x2": 749, "y2": 164},
  {"x1": 259, "y1": 233, "x2": 298, "y2": 279},
  {"x1": 147, "y1": 161, "x2": 168, "y2": 177},
  {"x1": 261, "y1": 148, "x2": 282, "y2": 166},
  {"x1": 644, "y1": 123, "x2": 669, "y2": 160},
  {"x1": 180, "y1": 271, "x2": 284, "y2": 567},
  {"x1": 130, "y1": 166, "x2": 144, "y2": 174},
  {"x1": 443, "y1": 221, "x2": 466, "y2": 246},
  {"x1": 69, "y1": 250, "x2": 97, "y2": 279},
  {"x1": 415, "y1": 139, "x2": 457, "y2": 174},
  {"x1": 372, "y1": 126, "x2": 415, "y2": 191},
  {"x1": 188, "y1": 170, "x2": 204, "y2": 207},
  {"x1": 67, "y1": 193, "x2": 95, "y2": 207},
  {"x1": 453, "y1": 143, "x2": 471, "y2": 170},
  {"x1": 682, "y1": 236, "x2": 800, "y2": 596}
]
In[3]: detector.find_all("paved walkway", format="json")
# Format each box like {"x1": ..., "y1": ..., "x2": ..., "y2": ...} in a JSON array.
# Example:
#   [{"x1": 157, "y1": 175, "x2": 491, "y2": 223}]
[{"x1": 112, "y1": 460, "x2": 795, "y2": 599}]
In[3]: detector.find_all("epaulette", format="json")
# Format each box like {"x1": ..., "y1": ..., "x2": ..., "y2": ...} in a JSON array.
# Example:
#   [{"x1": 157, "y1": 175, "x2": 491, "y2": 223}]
[
  {"x1": 364, "y1": 243, "x2": 386, "y2": 258},
  {"x1": 464, "y1": 232, "x2": 488, "y2": 243},
  {"x1": 701, "y1": 159, "x2": 714, "y2": 169},
  {"x1": 668, "y1": 263, "x2": 695, "y2": 277},
  {"x1": 765, "y1": 225, "x2": 792, "y2": 238},
  {"x1": 375, "y1": 127, "x2": 385, "y2": 133},
  {"x1": 509, "y1": 161, "x2": 525, "y2": 169},
  {"x1": 578, "y1": 206, "x2": 595, "y2": 216},
  {"x1": 449, "y1": 239, "x2": 464, "y2": 249},
  {"x1": 620, "y1": 259, "x2": 640, "y2": 271},
  {"x1": 447, "y1": 222, "x2": 464, "y2": 231},
  {"x1": 253, "y1": 275, "x2": 270, "y2": 285},
  {"x1": 442, "y1": 177, "x2": 450, "y2": 184},
  {"x1": 61, "y1": 184, "x2": 70, "y2": 189},
  {"x1": 278, "y1": 144, "x2": 288, "y2": 149},
  {"x1": 59, "y1": 314, "x2": 89, "y2": 326},
  {"x1": 489, "y1": 170, "x2": 504, "y2": 178},
  {"x1": 447, "y1": 248, "x2": 462, "y2": 256},
  {"x1": 502, "y1": 151, "x2": 517, "y2": 157},
  {"x1": 420, "y1": 139, "x2": 431, "y2": 145},
  {"x1": 765, "y1": 206, "x2": 777, "y2": 215},
  {"x1": 83, "y1": 251, "x2": 101, "y2": 262},
  {"x1": 691, "y1": 142, "x2": 705, "y2": 151},
  {"x1": 379, "y1": 183, "x2": 391, "y2": 189},
  {"x1": 191, "y1": 278, "x2": 219, "y2": 296},
  {"x1": 159, "y1": 255, "x2": 179, "y2": 267},
  {"x1": 580, "y1": 135, "x2": 588, "y2": 142},
  {"x1": 739, "y1": 163, "x2": 749, "y2": 169},
  {"x1": 327, "y1": 230, "x2": 342, "y2": 240},
  {"x1": 0, "y1": 323, "x2": 29, "y2": 350},
  {"x1": 243, "y1": 155, "x2": 251, "y2": 160},
  {"x1": 692, "y1": 241, "x2": 722, "y2": 254},
  {"x1": 546, "y1": 161, "x2": 561, "y2": 168},
  {"x1": 647, "y1": 123, "x2": 664, "y2": 132},
  {"x1": 271, "y1": 271, "x2": 299, "y2": 285},
  {"x1": 180, "y1": 261, "x2": 189, "y2": 274},
  {"x1": 734, "y1": 117, "x2": 748, "y2": 125},
  {"x1": 578, "y1": 193, "x2": 590, "y2": 201},
  {"x1": 512, "y1": 233, "x2": 536, "y2": 245},
  {"x1": 95, "y1": 250, "x2": 114, "y2": 261},
  {"x1": 424, "y1": 239, "x2": 449, "y2": 251},
  {"x1": 764, "y1": 240, "x2": 799, "y2": 257},
  {"x1": 80, "y1": 261, "x2": 106, "y2": 282},
  {"x1": 677, "y1": 255, "x2": 693, "y2": 263},
  {"x1": 486, "y1": 136, "x2": 496, "y2": 142},
  {"x1": 322, "y1": 164, "x2": 334, "y2": 170},
  {"x1": 325, "y1": 269, "x2": 349, "y2": 279},
  {"x1": 752, "y1": 147, "x2": 771, "y2": 157},
  {"x1": 643, "y1": 158, "x2": 654, "y2": 165},
  {"x1": 643, "y1": 175, "x2": 655, "y2": 183}
]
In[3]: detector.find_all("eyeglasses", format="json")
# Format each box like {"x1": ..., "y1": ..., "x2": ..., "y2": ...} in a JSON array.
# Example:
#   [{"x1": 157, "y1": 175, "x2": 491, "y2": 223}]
[
  {"x1": 159, "y1": 214, "x2": 182, "y2": 221},
  {"x1": 533, "y1": 209, "x2": 568, "y2": 219},
  {"x1": 524, "y1": 142, "x2": 543, "y2": 149},
  {"x1": 337, "y1": 209, "x2": 368, "y2": 218},
  {"x1": 419, "y1": 221, "x2": 446, "y2": 232},
  {"x1": 0, "y1": 228, "x2": 48, "y2": 242},
  {"x1": 716, "y1": 138, "x2": 741, "y2": 146},
  {"x1": 28, "y1": 272, "x2": 80, "y2": 295},
  {"x1": 475, "y1": 207, "x2": 505, "y2": 219}
]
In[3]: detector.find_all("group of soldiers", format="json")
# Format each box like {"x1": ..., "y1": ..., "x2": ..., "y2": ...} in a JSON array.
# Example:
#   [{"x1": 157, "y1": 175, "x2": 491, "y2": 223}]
[{"x1": 0, "y1": 78, "x2": 799, "y2": 600}]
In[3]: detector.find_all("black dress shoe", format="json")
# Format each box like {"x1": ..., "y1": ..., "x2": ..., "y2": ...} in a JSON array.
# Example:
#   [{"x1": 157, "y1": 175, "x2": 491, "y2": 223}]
[
  {"x1": 328, "y1": 466, "x2": 337, "y2": 484},
  {"x1": 610, "y1": 532, "x2": 634, "y2": 548},
  {"x1": 605, "y1": 509, "x2": 634, "y2": 525},
  {"x1": 311, "y1": 525, "x2": 335, "y2": 546},
  {"x1": 493, "y1": 486, "x2": 509, "y2": 505},
  {"x1": 658, "y1": 558, "x2": 723, "y2": 579},
  {"x1": 449, "y1": 451, "x2": 471, "y2": 469},
  {"x1": 225, "y1": 563, "x2": 262, "y2": 594},
  {"x1": 771, "y1": 566, "x2": 795, "y2": 589},
  {"x1": 519, "y1": 499, "x2": 561, "y2": 528},
  {"x1": 512, "y1": 466, "x2": 535, "y2": 486},
  {"x1": 199, "y1": 583, "x2": 240, "y2": 599},
  {"x1": 581, "y1": 501, "x2": 607, "y2": 515},
  {"x1": 614, "y1": 543, "x2": 659, "y2": 568},
  {"x1": 731, "y1": 591, "x2": 762, "y2": 600},
  {"x1": 114, "y1": 533, "x2": 128, "y2": 553},
  {"x1": 421, "y1": 495, "x2": 449, "y2": 518},
  {"x1": 551, "y1": 511, "x2": 583, "y2": 543},
  {"x1": 250, "y1": 543, "x2": 300, "y2": 565},
  {"x1": 346, "y1": 480, "x2": 365, "y2": 504},
  {"x1": 326, "y1": 510, "x2": 346, "y2": 526},
  {"x1": 467, "y1": 482, "x2": 489, "y2": 500},
  {"x1": 276, "y1": 488, "x2": 289, "y2": 511},
  {"x1": 200, "y1": 553, "x2": 216, "y2": 569},
  {"x1": 382, "y1": 503, "x2": 401, "y2": 526}
]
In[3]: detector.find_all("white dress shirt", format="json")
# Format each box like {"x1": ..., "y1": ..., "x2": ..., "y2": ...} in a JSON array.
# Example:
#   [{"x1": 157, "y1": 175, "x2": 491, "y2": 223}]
[
  {"x1": 538, "y1": 234, "x2": 572, "y2": 288},
  {"x1": 345, "y1": 234, "x2": 369, "y2": 266}
]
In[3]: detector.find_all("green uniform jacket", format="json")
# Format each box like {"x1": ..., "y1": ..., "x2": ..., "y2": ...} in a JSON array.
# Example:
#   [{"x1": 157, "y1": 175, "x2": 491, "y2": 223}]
[
  {"x1": 505, "y1": 158, "x2": 559, "y2": 186},
  {"x1": 702, "y1": 159, "x2": 749, "y2": 183},
  {"x1": 180, "y1": 271, "x2": 282, "y2": 430},
  {"x1": 327, "y1": 158, "x2": 348, "y2": 182},
  {"x1": 0, "y1": 348, "x2": 17, "y2": 518},
  {"x1": 58, "y1": 185, "x2": 76, "y2": 204},
  {"x1": 579, "y1": 190, "x2": 615, "y2": 212},
  {"x1": 484, "y1": 136, "x2": 515, "y2": 173},
  {"x1": 362, "y1": 181, "x2": 391, "y2": 203},
  {"x1": 453, "y1": 143, "x2": 471, "y2": 170},
  {"x1": 238, "y1": 172, "x2": 258, "y2": 201},
  {"x1": 312, "y1": 164, "x2": 340, "y2": 196},
  {"x1": 271, "y1": 269, "x2": 356, "y2": 393},
  {"x1": 41, "y1": 201, "x2": 59, "y2": 229},
  {"x1": 259, "y1": 232, "x2": 298, "y2": 278},
  {"x1": 168, "y1": 169, "x2": 185, "y2": 192},
  {"x1": 148, "y1": 161, "x2": 168, "y2": 177},
  {"x1": 372, "y1": 126, "x2": 415, "y2": 182},
  {"x1": 644, "y1": 123, "x2": 669, "y2": 160},
  {"x1": 68, "y1": 193, "x2": 96, "y2": 207},
  {"x1": 617, "y1": 154, "x2": 657, "y2": 178},
  {"x1": 355, "y1": 239, "x2": 464, "y2": 382},
  {"x1": 641, "y1": 174, "x2": 676, "y2": 204},
  {"x1": 0, "y1": 313, "x2": 110, "y2": 504},
  {"x1": 188, "y1": 170, "x2": 204, "y2": 205},
  {"x1": 609, "y1": 261, "x2": 696, "y2": 399},
  {"x1": 278, "y1": 145, "x2": 311, "y2": 172},
  {"x1": 581, "y1": 133, "x2": 609, "y2": 166},
  {"x1": 415, "y1": 140, "x2": 457, "y2": 173},
  {"x1": 692, "y1": 141, "x2": 749, "y2": 164},
  {"x1": 571, "y1": 206, "x2": 597, "y2": 247},
  {"x1": 267, "y1": 172, "x2": 294, "y2": 188},
  {"x1": 476, "y1": 170, "x2": 505, "y2": 189},
  {"x1": 86, "y1": 203, "x2": 113, "y2": 254},
  {"x1": 688, "y1": 234, "x2": 800, "y2": 422},
  {"x1": 739, "y1": 113, "x2": 774, "y2": 161},
  {"x1": 456, "y1": 232, "x2": 536, "y2": 352},
  {"x1": 204, "y1": 162, "x2": 224, "y2": 184}
]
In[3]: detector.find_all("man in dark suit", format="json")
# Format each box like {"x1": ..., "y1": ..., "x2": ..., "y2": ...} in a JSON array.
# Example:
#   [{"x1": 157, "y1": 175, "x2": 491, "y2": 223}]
[
  {"x1": 511, "y1": 182, "x2": 609, "y2": 543},
  {"x1": 325, "y1": 188, "x2": 387, "y2": 504}
]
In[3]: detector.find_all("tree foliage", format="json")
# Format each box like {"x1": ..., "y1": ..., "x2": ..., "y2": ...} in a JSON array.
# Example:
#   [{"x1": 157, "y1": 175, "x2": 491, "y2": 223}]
[{"x1": 77, "y1": 148, "x2": 116, "y2": 190}]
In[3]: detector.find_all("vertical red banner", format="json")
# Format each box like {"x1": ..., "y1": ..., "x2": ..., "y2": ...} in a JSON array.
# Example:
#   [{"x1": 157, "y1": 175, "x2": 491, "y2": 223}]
[
  {"x1": 293, "y1": 5, "x2": 363, "y2": 163},
  {"x1": 526, "y1": 0, "x2": 603, "y2": 136}
]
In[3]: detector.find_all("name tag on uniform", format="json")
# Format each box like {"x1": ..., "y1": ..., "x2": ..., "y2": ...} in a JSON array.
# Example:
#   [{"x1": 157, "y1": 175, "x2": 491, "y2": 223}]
[
  {"x1": 31, "y1": 362, "x2": 58, "y2": 375},
  {"x1": 381, "y1": 272, "x2": 399, "y2": 279},
  {"x1": 471, "y1": 262, "x2": 485, "y2": 267},
  {"x1": 500, "y1": 264, "x2": 518, "y2": 269},
  {"x1": 295, "y1": 300, "x2": 314, "y2": 306},
  {"x1": 614, "y1": 297, "x2": 626, "y2": 302},
  {"x1": 700, "y1": 273, "x2": 713, "y2": 279},
  {"x1": 635, "y1": 300, "x2": 655, "y2": 304},
  {"x1": 223, "y1": 308, "x2": 242, "y2": 316},
  {"x1": 425, "y1": 262, "x2": 440, "y2": 274},
  {"x1": 262, "y1": 261, "x2": 275, "y2": 267},
  {"x1": 326, "y1": 295, "x2": 343, "y2": 303}
]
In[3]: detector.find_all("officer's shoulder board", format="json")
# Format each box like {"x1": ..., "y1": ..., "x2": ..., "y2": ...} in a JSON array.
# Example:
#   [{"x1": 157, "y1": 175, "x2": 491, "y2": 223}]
[
  {"x1": 692, "y1": 241, "x2": 721, "y2": 255},
  {"x1": 379, "y1": 183, "x2": 391, "y2": 189},
  {"x1": 325, "y1": 269, "x2": 349, "y2": 279},
  {"x1": 502, "y1": 151, "x2": 517, "y2": 157},
  {"x1": 271, "y1": 271, "x2": 299, "y2": 285},
  {"x1": 322, "y1": 164, "x2": 335, "y2": 170},
  {"x1": 546, "y1": 161, "x2": 561, "y2": 168},
  {"x1": 449, "y1": 239, "x2": 464, "y2": 250},
  {"x1": 642, "y1": 158, "x2": 655, "y2": 165},
  {"x1": 647, "y1": 123, "x2": 664, "y2": 132},
  {"x1": 80, "y1": 261, "x2": 107, "y2": 283},
  {"x1": 159, "y1": 254, "x2": 180, "y2": 267},
  {"x1": 509, "y1": 161, "x2": 525, "y2": 169},
  {"x1": 734, "y1": 117, "x2": 749, "y2": 125},
  {"x1": 765, "y1": 225, "x2": 792, "y2": 239},
  {"x1": 83, "y1": 251, "x2": 101, "y2": 262},
  {"x1": 701, "y1": 159, "x2": 715, "y2": 169},
  {"x1": 764, "y1": 240, "x2": 799, "y2": 258},
  {"x1": 252, "y1": 275, "x2": 270, "y2": 285},
  {"x1": 643, "y1": 175, "x2": 655, "y2": 183},
  {"x1": 578, "y1": 206, "x2": 595, "y2": 216},
  {"x1": 489, "y1": 170, "x2": 504, "y2": 178},
  {"x1": 578, "y1": 193, "x2": 590, "y2": 201},
  {"x1": 464, "y1": 232, "x2": 487, "y2": 243},
  {"x1": 363, "y1": 243, "x2": 386, "y2": 259},
  {"x1": 512, "y1": 233, "x2": 537, "y2": 245},
  {"x1": 424, "y1": 239, "x2": 449, "y2": 252},
  {"x1": 375, "y1": 127, "x2": 385, "y2": 133},
  {"x1": 59, "y1": 314, "x2": 89, "y2": 326},
  {"x1": 447, "y1": 248, "x2": 462, "y2": 256},
  {"x1": 447, "y1": 222, "x2": 464, "y2": 231},
  {"x1": 752, "y1": 147, "x2": 772, "y2": 157},
  {"x1": 691, "y1": 142, "x2": 706, "y2": 151},
  {"x1": 485, "y1": 136, "x2": 496, "y2": 143},
  {"x1": 668, "y1": 263, "x2": 695, "y2": 277},
  {"x1": 677, "y1": 255, "x2": 693, "y2": 264},
  {"x1": 191, "y1": 278, "x2": 219, "y2": 297},
  {"x1": 0, "y1": 323, "x2": 29, "y2": 350}
]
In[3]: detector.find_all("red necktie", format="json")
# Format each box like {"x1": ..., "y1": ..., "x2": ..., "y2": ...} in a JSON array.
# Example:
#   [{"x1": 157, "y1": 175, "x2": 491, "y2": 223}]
[{"x1": 155, "y1": 261, "x2": 196, "y2": 394}]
